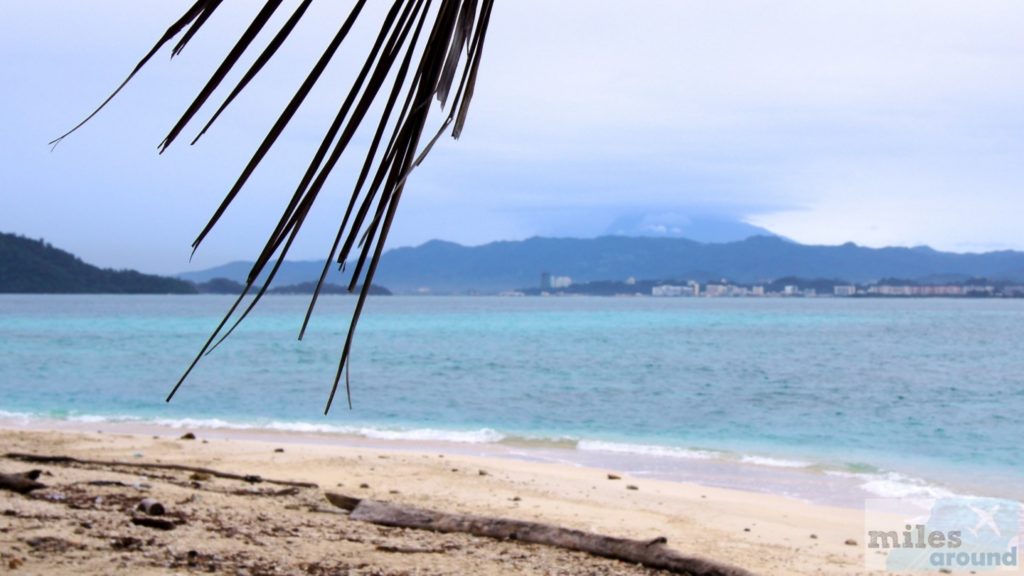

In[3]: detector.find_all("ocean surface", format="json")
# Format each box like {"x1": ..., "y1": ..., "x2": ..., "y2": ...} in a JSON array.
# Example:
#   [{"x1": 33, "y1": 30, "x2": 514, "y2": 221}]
[{"x1": 1, "y1": 295, "x2": 1021, "y2": 506}]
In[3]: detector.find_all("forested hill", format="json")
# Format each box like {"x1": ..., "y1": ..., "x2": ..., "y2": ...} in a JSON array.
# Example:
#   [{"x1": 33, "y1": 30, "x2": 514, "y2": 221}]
[{"x1": 0, "y1": 232, "x2": 196, "y2": 294}]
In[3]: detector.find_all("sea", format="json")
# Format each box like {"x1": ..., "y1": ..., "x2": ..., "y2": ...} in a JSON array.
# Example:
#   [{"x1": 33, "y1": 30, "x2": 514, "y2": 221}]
[{"x1": 1, "y1": 294, "x2": 1021, "y2": 507}]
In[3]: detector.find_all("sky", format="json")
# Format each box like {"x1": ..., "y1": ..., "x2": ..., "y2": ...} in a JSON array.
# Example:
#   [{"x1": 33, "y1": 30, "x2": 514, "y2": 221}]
[{"x1": 2, "y1": 1, "x2": 1023, "y2": 274}]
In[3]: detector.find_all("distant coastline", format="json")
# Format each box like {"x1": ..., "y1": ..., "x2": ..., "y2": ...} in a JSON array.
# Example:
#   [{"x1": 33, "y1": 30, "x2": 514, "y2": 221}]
[
  {"x1": 7, "y1": 230, "x2": 1024, "y2": 296},
  {"x1": 515, "y1": 276, "x2": 1024, "y2": 299},
  {"x1": 179, "y1": 235, "x2": 1024, "y2": 295}
]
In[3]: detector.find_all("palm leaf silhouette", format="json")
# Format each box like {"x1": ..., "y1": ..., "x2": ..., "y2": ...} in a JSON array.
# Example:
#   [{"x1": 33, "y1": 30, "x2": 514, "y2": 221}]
[{"x1": 52, "y1": 0, "x2": 495, "y2": 413}]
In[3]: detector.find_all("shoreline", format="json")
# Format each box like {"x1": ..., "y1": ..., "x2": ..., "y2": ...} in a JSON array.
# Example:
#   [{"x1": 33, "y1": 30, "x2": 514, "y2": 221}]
[
  {"x1": 0, "y1": 425, "x2": 897, "y2": 575},
  {"x1": 0, "y1": 413, "x2": 1000, "y2": 508}
]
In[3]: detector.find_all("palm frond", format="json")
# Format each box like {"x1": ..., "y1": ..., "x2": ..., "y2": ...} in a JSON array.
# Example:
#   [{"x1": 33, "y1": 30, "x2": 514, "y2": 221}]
[
  {"x1": 158, "y1": 0, "x2": 283, "y2": 153},
  {"x1": 48, "y1": 0, "x2": 212, "y2": 148},
  {"x1": 54, "y1": 0, "x2": 495, "y2": 412}
]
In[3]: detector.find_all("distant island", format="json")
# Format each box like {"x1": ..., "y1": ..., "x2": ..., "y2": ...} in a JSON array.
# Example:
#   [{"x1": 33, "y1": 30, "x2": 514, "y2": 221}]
[
  {"x1": 266, "y1": 281, "x2": 391, "y2": 296},
  {"x1": 192, "y1": 278, "x2": 391, "y2": 296},
  {"x1": 0, "y1": 232, "x2": 394, "y2": 295},
  {"x1": 179, "y1": 235, "x2": 1024, "y2": 294},
  {"x1": 0, "y1": 232, "x2": 195, "y2": 294}
]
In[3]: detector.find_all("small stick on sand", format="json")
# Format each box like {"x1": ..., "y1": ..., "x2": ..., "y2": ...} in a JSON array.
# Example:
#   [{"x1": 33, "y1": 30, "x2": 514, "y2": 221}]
[{"x1": 4, "y1": 453, "x2": 316, "y2": 489}]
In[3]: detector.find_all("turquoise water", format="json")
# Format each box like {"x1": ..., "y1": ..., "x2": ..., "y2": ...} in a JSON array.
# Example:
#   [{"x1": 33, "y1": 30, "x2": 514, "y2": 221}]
[{"x1": 1, "y1": 295, "x2": 1021, "y2": 503}]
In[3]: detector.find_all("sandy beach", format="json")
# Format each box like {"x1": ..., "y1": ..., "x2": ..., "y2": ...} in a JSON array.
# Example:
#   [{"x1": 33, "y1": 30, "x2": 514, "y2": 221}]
[{"x1": 0, "y1": 424, "x2": 947, "y2": 575}]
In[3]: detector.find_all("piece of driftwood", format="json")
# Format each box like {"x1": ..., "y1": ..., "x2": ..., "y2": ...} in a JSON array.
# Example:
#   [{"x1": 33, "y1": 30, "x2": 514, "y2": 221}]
[
  {"x1": 375, "y1": 544, "x2": 449, "y2": 554},
  {"x1": 5, "y1": 453, "x2": 316, "y2": 489},
  {"x1": 230, "y1": 486, "x2": 301, "y2": 497},
  {"x1": 308, "y1": 504, "x2": 349, "y2": 516},
  {"x1": 84, "y1": 480, "x2": 129, "y2": 487},
  {"x1": 326, "y1": 493, "x2": 754, "y2": 576},
  {"x1": 130, "y1": 515, "x2": 176, "y2": 531},
  {"x1": 0, "y1": 470, "x2": 45, "y2": 494}
]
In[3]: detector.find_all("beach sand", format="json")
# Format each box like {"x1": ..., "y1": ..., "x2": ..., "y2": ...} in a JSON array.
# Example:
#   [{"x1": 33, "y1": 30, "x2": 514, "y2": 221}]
[{"x1": 0, "y1": 426, "x2": 934, "y2": 575}]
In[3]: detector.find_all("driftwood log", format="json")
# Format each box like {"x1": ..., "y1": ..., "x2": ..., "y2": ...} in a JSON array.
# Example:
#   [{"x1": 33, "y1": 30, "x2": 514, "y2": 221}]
[
  {"x1": 130, "y1": 515, "x2": 176, "y2": 531},
  {"x1": 0, "y1": 469, "x2": 45, "y2": 494},
  {"x1": 4, "y1": 453, "x2": 316, "y2": 489},
  {"x1": 326, "y1": 493, "x2": 755, "y2": 576}
]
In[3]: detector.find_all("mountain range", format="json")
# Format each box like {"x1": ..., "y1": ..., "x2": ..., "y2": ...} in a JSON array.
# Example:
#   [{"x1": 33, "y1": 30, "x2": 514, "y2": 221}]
[
  {"x1": 178, "y1": 236, "x2": 1024, "y2": 294},
  {"x1": 6, "y1": 229, "x2": 1024, "y2": 295}
]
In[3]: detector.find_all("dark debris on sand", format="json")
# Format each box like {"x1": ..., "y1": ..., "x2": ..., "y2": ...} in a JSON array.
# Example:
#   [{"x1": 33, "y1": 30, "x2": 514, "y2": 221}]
[{"x1": 1, "y1": 454, "x2": 667, "y2": 576}]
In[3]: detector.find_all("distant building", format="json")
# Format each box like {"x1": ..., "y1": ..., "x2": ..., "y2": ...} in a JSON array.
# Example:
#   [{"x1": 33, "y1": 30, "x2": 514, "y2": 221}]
[
  {"x1": 652, "y1": 284, "x2": 693, "y2": 297},
  {"x1": 783, "y1": 285, "x2": 799, "y2": 296},
  {"x1": 540, "y1": 272, "x2": 551, "y2": 290},
  {"x1": 704, "y1": 284, "x2": 728, "y2": 297},
  {"x1": 625, "y1": 276, "x2": 637, "y2": 286},
  {"x1": 869, "y1": 284, "x2": 985, "y2": 297},
  {"x1": 873, "y1": 285, "x2": 913, "y2": 296},
  {"x1": 834, "y1": 285, "x2": 856, "y2": 297},
  {"x1": 917, "y1": 285, "x2": 964, "y2": 296},
  {"x1": 550, "y1": 275, "x2": 573, "y2": 289},
  {"x1": 703, "y1": 283, "x2": 758, "y2": 297}
]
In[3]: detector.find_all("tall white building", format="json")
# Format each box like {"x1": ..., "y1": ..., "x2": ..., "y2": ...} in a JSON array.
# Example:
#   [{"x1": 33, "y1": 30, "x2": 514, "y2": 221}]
[{"x1": 549, "y1": 275, "x2": 572, "y2": 289}]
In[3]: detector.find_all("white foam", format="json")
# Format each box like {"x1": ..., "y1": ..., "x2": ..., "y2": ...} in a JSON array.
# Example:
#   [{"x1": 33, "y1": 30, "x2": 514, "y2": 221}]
[
  {"x1": 263, "y1": 421, "x2": 351, "y2": 434},
  {"x1": 0, "y1": 410, "x2": 33, "y2": 422},
  {"x1": 69, "y1": 414, "x2": 141, "y2": 424},
  {"x1": 577, "y1": 440, "x2": 721, "y2": 460},
  {"x1": 356, "y1": 427, "x2": 505, "y2": 444},
  {"x1": 740, "y1": 455, "x2": 813, "y2": 469},
  {"x1": 150, "y1": 417, "x2": 252, "y2": 430},
  {"x1": 826, "y1": 470, "x2": 957, "y2": 499},
  {"x1": 860, "y1": 474, "x2": 957, "y2": 499},
  {"x1": 263, "y1": 420, "x2": 506, "y2": 444},
  {"x1": 823, "y1": 470, "x2": 863, "y2": 479},
  {"x1": 263, "y1": 421, "x2": 505, "y2": 443}
]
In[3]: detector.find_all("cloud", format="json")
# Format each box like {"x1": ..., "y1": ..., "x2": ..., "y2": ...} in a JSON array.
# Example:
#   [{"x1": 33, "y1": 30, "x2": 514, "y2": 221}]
[{"x1": 2, "y1": 1, "x2": 1023, "y2": 272}]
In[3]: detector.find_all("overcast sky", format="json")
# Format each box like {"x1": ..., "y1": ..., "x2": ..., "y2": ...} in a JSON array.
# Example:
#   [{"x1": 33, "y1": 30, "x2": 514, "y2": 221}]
[{"x1": 2, "y1": 1, "x2": 1023, "y2": 274}]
